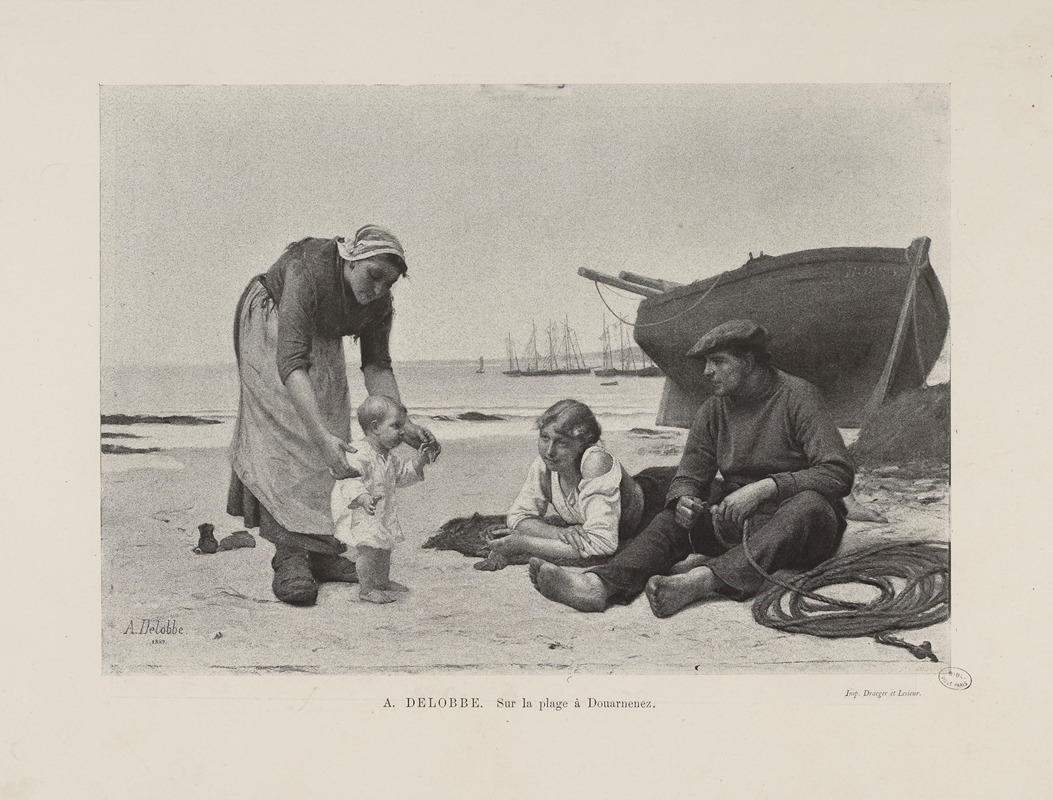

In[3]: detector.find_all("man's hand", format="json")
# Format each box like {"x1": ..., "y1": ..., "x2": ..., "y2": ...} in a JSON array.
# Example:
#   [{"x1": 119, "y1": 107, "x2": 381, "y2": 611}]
[
  {"x1": 675, "y1": 496, "x2": 707, "y2": 529},
  {"x1": 712, "y1": 479, "x2": 777, "y2": 528}
]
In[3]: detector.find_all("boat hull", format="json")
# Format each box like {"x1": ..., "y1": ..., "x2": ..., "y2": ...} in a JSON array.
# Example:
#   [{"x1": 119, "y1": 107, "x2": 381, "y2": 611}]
[{"x1": 633, "y1": 243, "x2": 949, "y2": 428}]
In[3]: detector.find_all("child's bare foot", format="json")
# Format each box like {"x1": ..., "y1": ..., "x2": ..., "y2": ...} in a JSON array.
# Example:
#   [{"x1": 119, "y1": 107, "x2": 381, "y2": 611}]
[
  {"x1": 529, "y1": 558, "x2": 608, "y2": 612},
  {"x1": 669, "y1": 553, "x2": 708, "y2": 575},
  {"x1": 359, "y1": 589, "x2": 395, "y2": 604},
  {"x1": 381, "y1": 580, "x2": 409, "y2": 592}
]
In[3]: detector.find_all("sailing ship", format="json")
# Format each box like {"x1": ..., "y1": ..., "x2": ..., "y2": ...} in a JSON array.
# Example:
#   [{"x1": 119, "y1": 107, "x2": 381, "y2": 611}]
[
  {"x1": 476, "y1": 356, "x2": 485, "y2": 374},
  {"x1": 503, "y1": 334, "x2": 521, "y2": 376},
  {"x1": 505, "y1": 320, "x2": 591, "y2": 377},
  {"x1": 579, "y1": 237, "x2": 949, "y2": 427},
  {"x1": 594, "y1": 317, "x2": 663, "y2": 378}
]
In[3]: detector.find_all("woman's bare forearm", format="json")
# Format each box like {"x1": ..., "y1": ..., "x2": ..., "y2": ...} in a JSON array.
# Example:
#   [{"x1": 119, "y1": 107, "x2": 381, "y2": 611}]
[
  {"x1": 362, "y1": 364, "x2": 402, "y2": 403},
  {"x1": 496, "y1": 532, "x2": 581, "y2": 561},
  {"x1": 513, "y1": 518, "x2": 572, "y2": 540}
]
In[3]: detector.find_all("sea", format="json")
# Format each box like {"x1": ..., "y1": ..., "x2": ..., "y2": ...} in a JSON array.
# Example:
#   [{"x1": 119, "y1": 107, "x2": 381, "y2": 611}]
[
  {"x1": 102, "y1": 351, "x2": 950, "y2": 467},
  {"x1": 101, "y1": 359, "x2": 671, "y2": 456}
]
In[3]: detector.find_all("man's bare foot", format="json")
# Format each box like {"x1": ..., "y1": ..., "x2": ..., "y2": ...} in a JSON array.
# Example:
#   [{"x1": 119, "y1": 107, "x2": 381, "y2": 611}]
[
  {"x1": 359, "y1": 589, "x2": 395, "y2": 604},
  {"x1": 645, "y1": 567, "x2": 716, "y2": 618},
  {"x1": 529, "y1": 558, "x2": 608, "y2": 612},
  {"x1": 669, "y1": 553, "x2": 708, "y2": 575},
  {"x1": 528, "y1": 557, "x2": 544, "y2": 589},
  {"x1": 381, "y1": 580, "x2": 409, "y2": 592}
]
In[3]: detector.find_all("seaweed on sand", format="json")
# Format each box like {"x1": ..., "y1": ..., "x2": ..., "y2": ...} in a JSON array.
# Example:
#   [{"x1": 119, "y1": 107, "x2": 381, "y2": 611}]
[
  {"x1": 423, "y1": 513, "x2": 507, "y2": 558},
  {"x1": 849, "y1": 383, "x2": 950, "y2": 478}
]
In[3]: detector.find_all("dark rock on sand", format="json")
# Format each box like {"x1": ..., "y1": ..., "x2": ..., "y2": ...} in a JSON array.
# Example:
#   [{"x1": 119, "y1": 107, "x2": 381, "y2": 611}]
[
  {"x1": 429, "y1": 412, "x2": 505, "y2": 422},
  {"x1": 102, "y1": 443, "x2": 161, "y2": 455},
  {"x1": 102, "y1": 414, "x2": 221, "y2": 426},
  {"x1": 628, "y1": 428, "x2": 674, "y2": 438}
]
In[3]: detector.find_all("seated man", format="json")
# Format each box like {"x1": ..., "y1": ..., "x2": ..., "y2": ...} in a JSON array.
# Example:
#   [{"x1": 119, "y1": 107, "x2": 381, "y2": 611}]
[{"x1": 529, "y1": 319, "x2": 855, "y2": 617}]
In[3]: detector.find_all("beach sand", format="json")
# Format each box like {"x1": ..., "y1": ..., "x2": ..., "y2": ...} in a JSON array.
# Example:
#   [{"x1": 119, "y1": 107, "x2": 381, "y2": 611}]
[{"x1": 102, "y1": 429, "x2": 949, "y2": 675}]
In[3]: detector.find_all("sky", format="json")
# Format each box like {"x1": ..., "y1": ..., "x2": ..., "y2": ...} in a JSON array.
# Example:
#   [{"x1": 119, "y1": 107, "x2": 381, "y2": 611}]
[{"x1": 101, "y1": 83, "x2": 950, "y2": 366}]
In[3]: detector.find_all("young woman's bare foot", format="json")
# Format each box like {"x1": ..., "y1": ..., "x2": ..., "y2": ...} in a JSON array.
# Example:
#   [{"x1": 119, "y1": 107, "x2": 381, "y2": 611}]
[
  {"x1": 381, "y1": 580, "x2": 409, "y2": 592},
  {"x1": 474, "y1": 551, "x2": 510, "y2": 571},
  {"x1": 645, "y1": 567, "x2": 717, "y2": 618},
  {"x1": 359, "y1": 589, "x2": 396, "y2": 604},
  {"x1": 669, "y1": 553, "x2": 708, "y2": 575},
  {"x1": 529, "y1": 558, "x2": 608, "y2": 612}
]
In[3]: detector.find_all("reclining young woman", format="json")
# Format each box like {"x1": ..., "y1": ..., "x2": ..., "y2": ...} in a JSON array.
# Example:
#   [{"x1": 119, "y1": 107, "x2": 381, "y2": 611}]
[{"x1": 475, "y1": 399, "x2": 664, "y2": 571}]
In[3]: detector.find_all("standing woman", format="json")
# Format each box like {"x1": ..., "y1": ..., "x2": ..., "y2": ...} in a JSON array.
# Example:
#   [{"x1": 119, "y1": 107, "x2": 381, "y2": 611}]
[{"x1": 227, "y1": 225, "x2": 440, "y2": 606}]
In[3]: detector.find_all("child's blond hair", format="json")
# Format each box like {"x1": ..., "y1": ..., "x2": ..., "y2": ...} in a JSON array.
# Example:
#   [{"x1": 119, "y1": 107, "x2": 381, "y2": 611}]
[{"x1": 356, "y1": 395, "x2": 407, "y2": 434}]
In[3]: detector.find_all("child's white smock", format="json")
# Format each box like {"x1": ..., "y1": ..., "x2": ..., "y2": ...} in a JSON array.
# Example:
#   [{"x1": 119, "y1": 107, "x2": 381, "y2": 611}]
[
  {"x1": 330, "y1": 441, "x2": 424, "y2": 552},
  {"x1": 505, "y1": 444, "x2": 623, "y2": 558}
]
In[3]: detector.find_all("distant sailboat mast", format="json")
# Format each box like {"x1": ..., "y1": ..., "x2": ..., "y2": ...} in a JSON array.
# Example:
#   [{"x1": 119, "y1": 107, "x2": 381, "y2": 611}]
[
  {"x1": 503, "y1": 333, "x2": 522, "y2": 376},
  {"x1": 601, "y1": 318, "x2": 614, "y2": 371}
]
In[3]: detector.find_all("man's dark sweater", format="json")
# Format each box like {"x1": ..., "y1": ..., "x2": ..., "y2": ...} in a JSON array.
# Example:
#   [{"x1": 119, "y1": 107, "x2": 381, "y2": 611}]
[{"x1": 667, "y1": 368, "x2": 855, "y2": 507}]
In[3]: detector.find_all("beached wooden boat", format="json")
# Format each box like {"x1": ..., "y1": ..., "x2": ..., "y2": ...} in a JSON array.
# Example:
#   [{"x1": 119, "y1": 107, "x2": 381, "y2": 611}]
[{"x1": 580, "y1": 237, "x2": 948, "y2": 428}]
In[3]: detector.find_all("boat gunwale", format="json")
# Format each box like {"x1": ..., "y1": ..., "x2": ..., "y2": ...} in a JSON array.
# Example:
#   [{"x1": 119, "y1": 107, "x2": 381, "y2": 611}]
[{"x1": 639, "y1": 245, "x2": 926, "y2": 308}]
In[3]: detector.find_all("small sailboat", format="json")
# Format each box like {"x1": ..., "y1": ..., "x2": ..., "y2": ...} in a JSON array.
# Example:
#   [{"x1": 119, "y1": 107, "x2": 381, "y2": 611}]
[{"x1": 476, "y1": 356, "x2": 485, "y2": 374}]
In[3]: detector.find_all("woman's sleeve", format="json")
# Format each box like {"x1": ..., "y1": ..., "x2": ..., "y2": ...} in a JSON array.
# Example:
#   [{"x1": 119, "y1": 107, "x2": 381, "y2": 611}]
[
  {"x1": 276, "y1": 261, "x2": 319, "y2": 384},
  {"x1": 358, "y1": 298, "x2": 395, "y2": 371},
  {"x1": 574, "y1": 452, "x2": 622, "y2": 557},
  {"x1": 506, "y1": 457, "x2": 551, "y2": 529}
]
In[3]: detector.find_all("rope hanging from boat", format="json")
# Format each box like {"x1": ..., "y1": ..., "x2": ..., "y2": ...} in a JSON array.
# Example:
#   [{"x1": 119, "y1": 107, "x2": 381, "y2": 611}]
[
  {"x1": 592, "y1": 272, "x2": 724, "y2": 329},
  {"x1": 741, "y1": 522, "x2": 950, "y2": 661}
]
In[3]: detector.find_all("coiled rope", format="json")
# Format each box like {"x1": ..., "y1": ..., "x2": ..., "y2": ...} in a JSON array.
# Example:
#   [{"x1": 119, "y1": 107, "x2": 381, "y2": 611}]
[
  {"x1": 592, "y1": 271, "x2": 724, "y2": 329},
  {"x1": 741, "y1": 525, "x2": 950, "y2": 661}
]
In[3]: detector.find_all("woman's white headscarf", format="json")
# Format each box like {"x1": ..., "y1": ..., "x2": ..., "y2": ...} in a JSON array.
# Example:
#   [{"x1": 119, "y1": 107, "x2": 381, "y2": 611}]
[{"x1": 337, "y1": 224, "x2": 407, "y2": 268}]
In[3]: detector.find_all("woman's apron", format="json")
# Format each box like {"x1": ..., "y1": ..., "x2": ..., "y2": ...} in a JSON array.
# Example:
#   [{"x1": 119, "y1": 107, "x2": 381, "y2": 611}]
[{"x1": 227, "y1": 277, "x2": 351, "y2": 538}]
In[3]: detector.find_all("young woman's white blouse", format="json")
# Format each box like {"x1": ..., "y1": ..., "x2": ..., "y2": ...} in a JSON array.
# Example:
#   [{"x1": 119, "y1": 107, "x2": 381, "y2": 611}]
[{"x1": 505, "y1": 444, "x2": 622, "y2": 557}]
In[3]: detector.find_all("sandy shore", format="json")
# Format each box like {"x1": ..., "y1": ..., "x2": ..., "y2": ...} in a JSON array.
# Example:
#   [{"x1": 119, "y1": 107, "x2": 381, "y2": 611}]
[{"x1": 101, "y1": 429, "x2": 949, "y2": 675}]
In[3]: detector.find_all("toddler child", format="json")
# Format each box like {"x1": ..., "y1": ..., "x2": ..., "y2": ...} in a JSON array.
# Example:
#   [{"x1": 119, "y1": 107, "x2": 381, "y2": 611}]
[{"x1": 331, "y1": 395, "x2": 436, "y2": 604}]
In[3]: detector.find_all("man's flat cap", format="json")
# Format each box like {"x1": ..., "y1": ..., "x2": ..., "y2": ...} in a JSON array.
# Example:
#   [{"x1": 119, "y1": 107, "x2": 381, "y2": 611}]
[{"x1": 686, "y1": 319, "x2": 770, "y2": 359}]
